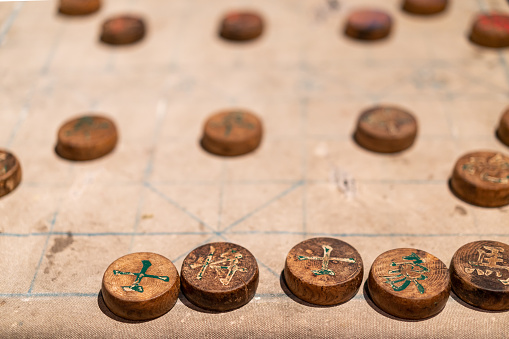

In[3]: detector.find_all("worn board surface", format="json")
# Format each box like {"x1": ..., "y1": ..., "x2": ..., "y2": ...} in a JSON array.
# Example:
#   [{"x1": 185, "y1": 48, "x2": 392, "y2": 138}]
[{"x1": 1, "y1": 0, "x2": 509, "y2": 337}]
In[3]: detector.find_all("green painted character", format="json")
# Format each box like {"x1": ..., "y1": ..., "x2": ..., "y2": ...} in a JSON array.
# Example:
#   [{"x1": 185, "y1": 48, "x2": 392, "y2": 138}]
[
  {"x1": 113, "y1": 260, "x2": 169, "y2": 293},
  {"x1": 382, "y1": 252, "x2": 429, "y2": 294},
  {"x1": 214, "y1": 112, "x2": 254, "y2": 137},
  {"x1": 298, "y1": 245, "x2": 356, "y2": 276}
]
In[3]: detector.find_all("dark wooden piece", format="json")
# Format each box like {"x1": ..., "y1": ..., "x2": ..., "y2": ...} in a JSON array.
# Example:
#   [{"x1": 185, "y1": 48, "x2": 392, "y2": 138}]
[
  {"x1": 368, "y1": 248, "x2": 450, "y2": 320},
  {"x1": 402, "y1": 0, "x2": 448, "y2": 15},
  {"x1": 219, "y1": 11, "x2": 264, "y2": 41},
  {"x1": 450, "y1": 151, "x2": 509, "y2": 207},
  {"x1": 0, "y1": 150, "x2": 22, "y2": 198},
  {"x1": 344, "y1": 9, "x2": 392, "y2": 41},
  {"x1": 450, "y1": 240, "x2": 509, "y2": 311},
  {"x1": 58, "y1": 0, "x2": 100, "y2": 16},
  {"x1": 56, "y1": 115, "x2": 118, "y2": 161},
  {"x1": 181, "y1": 242, "x2": 259, "y2": 311},
  {"x1": 100, "y1": 15, "x2": 146, "y2": 45},
  {"x1": 101, "y1": 252, "x2": 180, "y2": 321},
  {"x1": 284, "y1": 237, "x2": 363, "y2": 305},
  {"x1": 354, "y1": 106, "x2": 418, "y2": 153},
  {"x1": 201, "y1": 109, "x2": 263, "y2": 156},
  {"x1": 469, "y1": 14, "x2": 509, "y2": 48},
  {"x1": 498, "y1": 108, "x2": 509, "y2": 147}
]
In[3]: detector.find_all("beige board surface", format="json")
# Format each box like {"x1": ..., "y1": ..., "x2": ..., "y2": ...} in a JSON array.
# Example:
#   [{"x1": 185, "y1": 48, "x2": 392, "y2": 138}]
[{"x1": 0, "y1": 0, "x2": 509, "y2": 337}]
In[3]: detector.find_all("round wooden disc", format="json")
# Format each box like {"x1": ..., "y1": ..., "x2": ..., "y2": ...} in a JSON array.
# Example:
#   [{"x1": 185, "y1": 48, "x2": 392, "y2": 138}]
[
  {"x1": 450, "y1": 240, "x2": 509, "y2": 311},
  {"x1": 497, "y1": 108, "x2": 509, "y2": 147},
  {"x1": 100, "y1": 15, "x2": 146, "y2": 45},
  {"x1": 201, "y1": 109, "x2": 263, "y2": 156},
  {"x1": 219, "y1": 11, "x2": 264, "y2": 41},
  {"x1": 101, "y1": 252, "x2": 180, "y2": 320},
  {"x1": 450, "y1": 151, "x2": 509, "y2": 207},
  {"x1": 368, "y1": 248, "x2": 450, "y2": 320},
  {"x1": 0, "y1": 150, "x2": 22, "y2": 198},
  {"x1": 469, "y1": 14, "x2": 509, "y2": 48},
  {"x1": 181, "y1": 242, "x2": 259, "y2": 311},
  {"x1": 58, "y1": 0, "x2": 100, "y2": 16},
  {"x1": 354, "y1": 106, "x2": 418, "y2": 153},
  {"x1": 56, "y1": 115, "x2": 118, "y2": 161},
  {"x1": 402, "y1": 0, "x2": 448, "y2": 15},
  {"x1": 344, "y1": 9, "x2": 393, "y2": 41},
  {"x1": 284, "y1": 237, "x2": 364, "y2": 306}
]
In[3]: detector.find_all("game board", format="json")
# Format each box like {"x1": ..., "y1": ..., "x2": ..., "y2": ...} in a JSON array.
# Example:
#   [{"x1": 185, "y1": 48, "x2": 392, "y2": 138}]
[{"x1": 0, "y1": 0, "x2": 508, "y2": 337}]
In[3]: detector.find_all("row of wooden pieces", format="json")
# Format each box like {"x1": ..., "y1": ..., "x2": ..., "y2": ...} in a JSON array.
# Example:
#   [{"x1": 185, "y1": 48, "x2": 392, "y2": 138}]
[
  {"x1": 1, "y1": 107, "x2": 509, "y2": 207},
  {"x1": 101, "y1": 238, "x2": 509, "y2": 321},
  {"x1": 57, "y1": 0, "x2": 509, "y2": 48}
]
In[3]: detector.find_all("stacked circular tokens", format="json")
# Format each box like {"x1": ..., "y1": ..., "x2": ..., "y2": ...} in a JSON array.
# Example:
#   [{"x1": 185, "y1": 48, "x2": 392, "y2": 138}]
[
  {"x1": 100, "y1": 15, "x2": 146, "y2": 45},
  {"x1": 0, "y1": 150, "x2": 22, "y2": 198},
  {"x1": 345, "y1": 9, "x2": 393, "y2": 41},
  {"x1": 219, "y1": 11, "x2": 264, "y2": 41},
  {"x1": 450, "y1": 240, "x2": 509, "y2": 311},
  {"x1": 354, "y1": 106, "x2": 418, "y2": 153},
  {"x1": 284, "y1": 238, "x2": 363, "y2": 305},
  {"x1": 450, "y1": 151, "x2": 509, "y2": 207},
  {"x1": 469, "y1": 13, "x2": 509, "y2": 48},
  {"x1": 102, "y1": 252, "x2": 180, "y2": 320},
  {"x1": 498, "y1": 108, "x2": 509, "y2": 147},
  {"x1": 58, "y1": 0, "x2": 100, "y2": 16},
  {"x1": 368, "y1": 248, "x2": 451, "y2": 320},
  {"x1": 402, "y1": 0, "x2": 448, "y2": 15},
  {"x1": 56, "y1": 114, "x2": 118, "y2": 161},
  {"x1": 181, "y1": 242, "x2": 259, "y2": 311},
  {"x1": 201, "y1": 109, "x2": 263, "y2": 156}
]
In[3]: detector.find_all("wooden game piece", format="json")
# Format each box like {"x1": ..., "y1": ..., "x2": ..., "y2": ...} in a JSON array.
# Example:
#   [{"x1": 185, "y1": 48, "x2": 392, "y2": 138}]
[
  {"x1": 354, "y1": 106, "x2": 418, "y2": 153},
  {"x1": 284, "y1": 237, "x2": 364, "y2": 306},
  {"x1": 450, "y1": 240, "x2": 509, "y2": 311},
  {"x1": 100, "y1": 15, "x2": 146, "y2": 45},
  {"x1": 450, "y1": 151, "x2": 509, "y2": 207},
  {"x1": 201, "y1": 109, "x2": 263, "y2": 157},
  {"x1": 368, "y1": 248, "x2": 451, "y2": 320},
  {"x1": 56, "y1": 115, "x2": 118, "y2": 161},
  {"x1": 402, "y1": 0, "x2": 448, "y2": 15},
  {"x1": 344, "y1": 9, "x2": 393, "y2": 41},
  {"x1": 0, "y1": 150, "x2": 22, "y2": 198},
  {"x1": 181, "y1": 242, "x2": 259, "y2": 311},
  {"x1": 469, "y1": 14, "x2": 509, "y2": 48},
  {"x1": 219, "y1": 11, "x2": 264, "y2": 41},
  {"x1": 101, "y1": 252, "x2": 180, "y2": 321},
  {"x1": 497, "y1": 108, "x2": 509, "y2": 147},
  {"x1": 58, "y1": 0, "x2": 100, "y2": 16}
]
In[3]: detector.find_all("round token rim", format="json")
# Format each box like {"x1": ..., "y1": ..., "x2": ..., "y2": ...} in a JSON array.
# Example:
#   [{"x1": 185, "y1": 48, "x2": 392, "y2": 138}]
[
  {"x1": 469, "y1": 13, "x2": 509, "y2": 48},
  {"x1": 344, "y1": 9, "x2": 393, "y2": 41},
  {"x1": 219, "y1": 11, "x2": 264, "y2": 42},
  {"x1": 0, "y1": 150, "x2": 22, "y2": 198},
  {"x1": 402, "y1": 0, "x2": 448, "y2": 15},
  {"x1": 58, "y1": 0, "x2": 101, "y2": 16},
  {"x1": 100, "y1": 15, "x2": 146, "y2": 46}
]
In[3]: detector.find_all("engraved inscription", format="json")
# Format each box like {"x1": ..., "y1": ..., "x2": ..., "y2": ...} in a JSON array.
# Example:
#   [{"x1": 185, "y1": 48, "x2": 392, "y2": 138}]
[
  {"x1": 297, "y1": 245, "x2": 355, "y2": 276},
  {"x1": 381, "y1": 253, "x2": 429, "y2": 294},
  {"x1": 0, "y1": 153, "x2": 14, "y2": 176},
  {"x1": 362, "y1": 109, "x2": 413, "y2": 135},
  {"x1": 65, "y1": 117, "x2": 111, "y2": 138},
  {"x1": 113, "y1": 260, "x2": 170, "y2": 293},
  {"x1": 465, "y1": 246, "x2": 509, "y2": 286},
  {"x1": 211, "y1": 112, "x2": 255, "y2": 137},
  {"x1": 189, "y1": 246, "x2": 248, "y2": 286},
  {"x1": 462, "y1": 153, "x2": 509, "y2": 184}
]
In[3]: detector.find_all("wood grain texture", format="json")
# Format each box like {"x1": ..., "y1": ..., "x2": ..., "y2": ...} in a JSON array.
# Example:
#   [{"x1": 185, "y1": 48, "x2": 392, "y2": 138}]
[
  {"x1": 368, "y1": 248, "x2": 450, "y2": 320},
  {"x1": 201, "y1": 109, "x2": 263, "y2": 157},
  {"x1": 58, "y1": 0, "x2": 101, "y2": 16},
  {"x1": 284, "y1": 237, "x2": 363, "y2": 306},
  {"x1": 181, "y1": 242, "x2": 259, "y2": 311},
  {"x1": 498, "y1": 108, "x2": 509, "y2": 147},
  {"x1": 469, "y1": 14, "x2": 509, "y2": 48},
  {"x1": 100, "y1": 15, "x2": 146, "y2": 46},
  {"x1": 101, "y1": 252, "x2": 180, "y2": 321},
  {"x1": 344, "y1": 9, "x2": 392, "y2": 41},
  {"x1": 450, "y1": 151, "x2": 509, "y2": 207},
  {"x1": 402, "y1": 0, "x2": 448, "y2": 15},
  {"x1": 219, "y1": 11, "x2": 264, "y2": 41},
  {"x1": 354, "y1": 106, "x2": 418, "y2": 153},
  {"x1": 0, "y1": 150, "x2": 21, "y2": 198},
  {"x1": 55, "y1": 115, "x2": 118, "y2": 161},
  {"x1": 450, "y1": 240, "x2": 509, "y2": 311}
]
